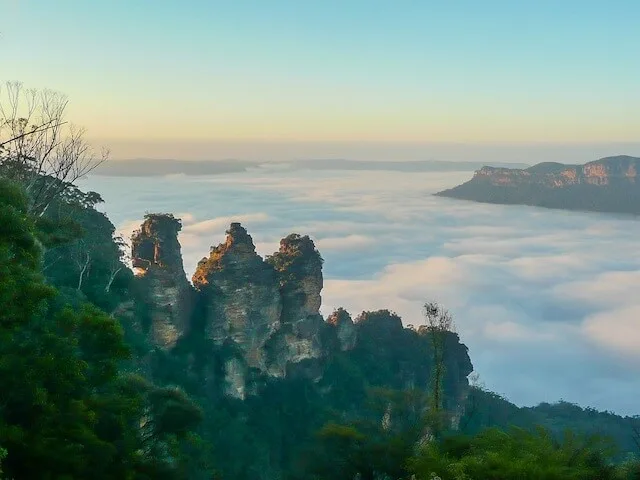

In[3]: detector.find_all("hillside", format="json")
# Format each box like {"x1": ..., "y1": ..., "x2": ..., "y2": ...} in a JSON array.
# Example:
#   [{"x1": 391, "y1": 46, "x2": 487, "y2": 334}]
[
  {"x1": 436, "y1": 155, "x2": 640, "y2": 215},
  {"x1": 1, "y1": 173, "x2": 639, "y2": 479}
]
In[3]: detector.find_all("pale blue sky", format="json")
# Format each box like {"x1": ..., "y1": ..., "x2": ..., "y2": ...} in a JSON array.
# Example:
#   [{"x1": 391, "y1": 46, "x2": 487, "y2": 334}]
[{"x1": 1, "y1": 1, "x2": 639, "y2": 157}]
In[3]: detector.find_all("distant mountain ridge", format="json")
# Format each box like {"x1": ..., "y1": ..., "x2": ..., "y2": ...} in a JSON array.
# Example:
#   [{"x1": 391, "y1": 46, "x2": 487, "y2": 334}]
[
  {"x1": 94, "y1": 158, "x2": 529, "y2": 176},
  {"x1": 436, "y1": 155, "x2": 640, "y2": 215}
]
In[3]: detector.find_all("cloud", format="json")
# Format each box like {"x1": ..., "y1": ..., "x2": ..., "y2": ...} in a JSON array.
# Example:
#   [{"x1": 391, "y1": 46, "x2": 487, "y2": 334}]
[
  {"x1": 116, "y1": 219, "x2": 143, "y2": 242},
  {"x1": 553, "y1": 271, "x2": 640, "y2": 309},
  {"x1": 505, "y1": 254, "x2": 592, "y2": 282},
  {"x1": 482, "y1": 319, "x2": 557, "y2": 342},
  {"x1": 182, "y1": 213, "x2": 271, "y2": 236},
  {"x1": 176, "y1": 212, "x2": 197, "y2": 225},
  {"x1": 316, "y1": 234, "x2": 375, "y2": 251},
  {"x1": 84, "y1": 167, "x2": 640, "y2": 415},
  {"x1": 582, "y1": 306, "x2": 640, "y2": 357}
]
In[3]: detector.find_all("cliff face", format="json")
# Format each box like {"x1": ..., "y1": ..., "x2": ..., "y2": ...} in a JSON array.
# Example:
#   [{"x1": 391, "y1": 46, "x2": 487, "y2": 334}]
[
  {"x1": 192, "y1": 222, "x2": 281, "y2": 374},
  {"x1": 265, "y1": 234, "x2": 327, "y2": 377},
  {"x1": 131, "y1": 214, "x2": 194, "y2": 350},
  {"x1": 474, "y1": 156, "x2": 639, "y2": 188},
  {"x1": 187, "y1": 225, "x2": 328, "y2": 396},
  {"x1": 132, "y1": 216, "x2": 472, "y2": 414},
  {"x1": 437, "y1": 155, "x2": 640, "y2": 215}
]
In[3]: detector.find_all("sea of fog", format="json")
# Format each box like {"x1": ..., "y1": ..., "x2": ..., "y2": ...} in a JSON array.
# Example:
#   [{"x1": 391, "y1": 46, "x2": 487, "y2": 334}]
[{"x1": 81, "y1": 169, "x2": 640, "y2": 416}]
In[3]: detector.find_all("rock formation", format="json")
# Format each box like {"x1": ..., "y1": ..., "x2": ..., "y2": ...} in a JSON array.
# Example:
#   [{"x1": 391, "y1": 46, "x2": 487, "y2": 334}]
[
  {"x1": 186, "y1": 225, "x2": 329, "y2": 396},
  {"x1": 436, "y1": 155, "x2": 640, "y2": 215},
  {"x1": 472, "y1": 155, "x2": 639, "y2": 188},
  {"x1": 191, "y1": 223, "x2": 282, "y2": 398},
  {"x1": 265, "y1": 234, "x2": 326, "y2": 377},
  {"x1": 192, "y1": 223, "x2": 281, "y2": 370},
  {"x1": 327, "y1": 308, "x2": 357, "y2": 351},
  {"x1": 131, "y1": 216, "x2": 472, "y2": 413},
  {"x1": 131, "y1": 214, "x2": 194, "y2": 349}
]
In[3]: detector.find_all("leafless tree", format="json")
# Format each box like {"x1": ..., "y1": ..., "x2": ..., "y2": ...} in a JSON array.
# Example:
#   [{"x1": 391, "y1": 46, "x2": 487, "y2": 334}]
[
  {"x1": 0, "y1": 81, "x2": 108, "y2": 216},
  {"x1": 105, "y1": 235, "x2": 129, "y2": 293},
  {"x1": 73, "y1": 240, "x2": 92, "y2": 291}
]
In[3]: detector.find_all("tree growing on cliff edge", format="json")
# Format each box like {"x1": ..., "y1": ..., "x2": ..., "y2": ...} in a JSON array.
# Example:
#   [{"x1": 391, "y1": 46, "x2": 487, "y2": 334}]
[
  {"x1": 0, "y1": 81, "x2": 107, "y2": 216},
  {"x1": 420, "y1": 302, "x2": 455, "y2": 438}
]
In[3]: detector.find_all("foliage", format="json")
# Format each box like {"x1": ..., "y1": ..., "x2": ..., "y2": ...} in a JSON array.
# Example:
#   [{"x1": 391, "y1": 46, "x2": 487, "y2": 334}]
[
  {"x1": 410, "y1": 426, "x2": 620, "y2": 480},
  {"x1": 2, "y1": 168, "x2": 640, "y2": 479},
  {"x1": 0, "y1": 446, "x2": 5, "y2": 478},
  {"x1": 460, "y1": 386, "x2": 640, "y2": 462},
  {"x1": 0, "y1": 178, "x2": 205, "y2": 479},
  {"x1": 303, "y1": 388, "x2": 431, "y2": 480},
  {"x1": 40, "y1": 184, "x2": 133, "y2": 311}
]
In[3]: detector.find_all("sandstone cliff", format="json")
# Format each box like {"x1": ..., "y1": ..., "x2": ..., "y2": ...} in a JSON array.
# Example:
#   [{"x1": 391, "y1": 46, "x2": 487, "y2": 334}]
[
  {"x1": 473, "y1": 155, "x2": 638, "y2": 188},
  {"x1": 192, "y1": 223, "x2": 281, "y2": 370},
  {"x1": 131, "y1": 216, "x2": 472, "y2": 414},
  {"x1": 436, "y1": 155, "x2": 640, "y2": 215},
  {"x1": 265, "y1": 234, "x2": 327, "y2": 377},
  {"x1": 187, "y1": 225, "x2": 329, "y2": 396},
  {"x1": 131, "y1": 214, "x2": 194, "y2": 349},
  {"x1": 190, "y1": 223, "x2": 281, "y2": 397}
]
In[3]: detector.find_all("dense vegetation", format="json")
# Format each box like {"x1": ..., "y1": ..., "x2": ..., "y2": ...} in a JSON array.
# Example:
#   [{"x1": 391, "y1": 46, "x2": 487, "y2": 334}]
[
  {"x1": 1, "y1": 172, "x2": 639, "y2": 479},
  {"x1": 1, "y1": 89, "x2": 639, "y2": 478}
]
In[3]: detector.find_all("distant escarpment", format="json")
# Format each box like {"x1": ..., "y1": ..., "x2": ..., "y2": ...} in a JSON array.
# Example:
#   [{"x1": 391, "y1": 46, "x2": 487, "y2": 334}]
[
  {"x1": 130, "y1": 214, "x2": 473, "y2": 408},
  {"x1": 436, "y1": 155, "x2": 640, "y2": 215}
]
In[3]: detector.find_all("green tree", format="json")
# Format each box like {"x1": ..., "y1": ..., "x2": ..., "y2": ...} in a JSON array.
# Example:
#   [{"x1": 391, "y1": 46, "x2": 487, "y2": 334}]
[
  {"x1": 410, "y1": 426, "x2": 618, "y2": 480},
  {"x1": 0, "y1": 178, "x2": 206, "y2": 479},
  {"x1": 420, "y1": 301, "x2": 455, "y2": 437}
]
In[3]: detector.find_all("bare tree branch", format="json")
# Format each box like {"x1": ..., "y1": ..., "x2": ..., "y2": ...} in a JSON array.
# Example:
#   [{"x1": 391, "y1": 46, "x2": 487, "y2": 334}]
[{"x1": 0, "y1": 81, "x2": 108, "y2": 216}]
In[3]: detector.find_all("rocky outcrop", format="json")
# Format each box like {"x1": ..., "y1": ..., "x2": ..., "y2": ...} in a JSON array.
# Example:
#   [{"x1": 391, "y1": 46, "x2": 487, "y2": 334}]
[
  {"x1": 471, "y1": 156, "x2": 640, "y2": 188},
  {"x1": 131, "y1": 217, "x2": 473, "y2": 419},
  {"x1": 265, "y1": 234, "x2": 326, "y2": 377},
  {"x1": 436, "y1": 155, "x2": 640, "y2": 215},
  {"x1": 131, "y1": 214, "x2": 194, "y2": 349},
  {"x1": 327, "y1": 308, "x2": 357, "y2": 351},
  {"x1": 189, "y1": 226, "x2": 328, "y2": 394},
  {"x1": 268, "y1": 234, "x2": 323, "y2": 321},
  {"x1": 192, "y1": 223, "x2": 281, "y2": 373}
]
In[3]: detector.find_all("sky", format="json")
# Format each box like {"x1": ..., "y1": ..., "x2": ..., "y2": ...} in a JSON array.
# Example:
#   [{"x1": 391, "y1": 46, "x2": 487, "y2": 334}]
[
  {"x1": 83, "y1": 167, "x2": 640, "y2": 416},
  {"x1": 2, "y1": 0, "x2": 640, "y2": 160}
]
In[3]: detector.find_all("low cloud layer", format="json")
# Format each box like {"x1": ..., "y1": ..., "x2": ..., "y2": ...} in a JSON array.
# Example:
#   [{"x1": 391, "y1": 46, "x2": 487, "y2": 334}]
[{"x1": 83, "y1": 168, "x2": 640, "y2": 415}]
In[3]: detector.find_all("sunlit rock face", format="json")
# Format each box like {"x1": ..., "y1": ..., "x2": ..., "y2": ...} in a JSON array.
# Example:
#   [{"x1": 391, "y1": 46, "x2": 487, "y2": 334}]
[
  {"x1": 189, "y1": 226, "x2": 330, "y2": 391},
  {"x1": 472, "y1": 156, "x2": 640, "y2": 188},
  {"x1": 131, "y1": 214, "x2": 194, "y2": 349},
  {"x1": 129, "y1": 218, "x2": 473, "y2": 425},
  {"x1": 437, "y1": 156, "x2": 640, "y2": 215},
  {"x1": 192, "y1": 222, "x2": 282, "y2": 372}
]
